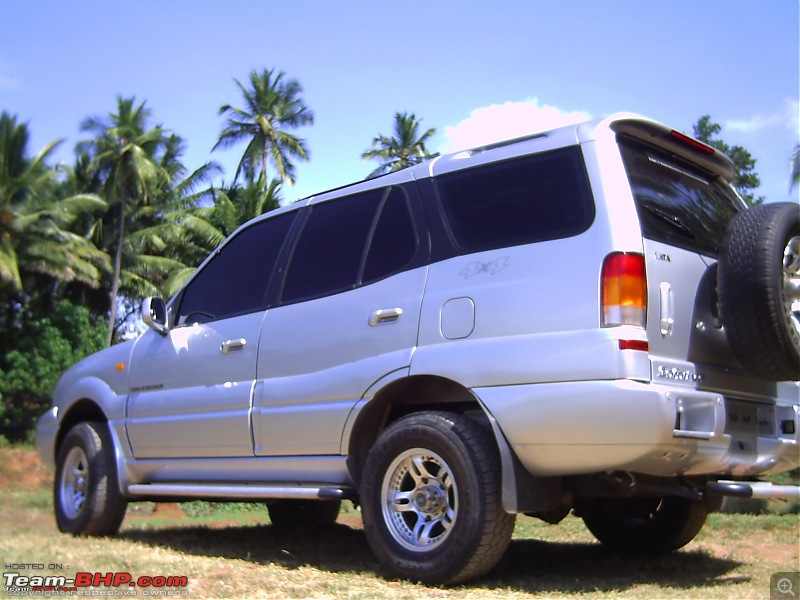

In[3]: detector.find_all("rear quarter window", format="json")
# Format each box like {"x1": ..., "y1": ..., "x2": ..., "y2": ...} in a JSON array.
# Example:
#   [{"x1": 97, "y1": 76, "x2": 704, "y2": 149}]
[{"x1": 436, "y1": 146, "x2": 595, "y2": 253}]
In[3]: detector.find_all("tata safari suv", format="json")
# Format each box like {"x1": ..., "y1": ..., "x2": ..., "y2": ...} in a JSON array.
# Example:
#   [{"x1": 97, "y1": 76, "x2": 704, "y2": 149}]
[{"x1": 37, "y1": 113, "x2": 800, "y2": 585}]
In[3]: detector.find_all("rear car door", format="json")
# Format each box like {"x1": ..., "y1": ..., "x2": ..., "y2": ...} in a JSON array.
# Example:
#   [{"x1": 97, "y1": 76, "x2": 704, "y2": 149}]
[{"x1": 252, "y1": 185, "x2": 428, "y2": 456}]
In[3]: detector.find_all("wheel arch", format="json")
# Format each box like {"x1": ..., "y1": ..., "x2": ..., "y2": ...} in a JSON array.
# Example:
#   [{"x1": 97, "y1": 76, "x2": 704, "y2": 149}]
[
  {"x1": 347, "y1": 373, "x2": 572, "y2": 516},
  {"x1": 52, "y1": 378, "x2": 130, "y2": 497},
  {"x1": 55, "y1": 398, "x2": 108, "y2": 458},
  {"x1": 51, "y1": 375, "x2": 127, "y2": 457},
  {"x1": 346, "y1": 374, "x2": 490, "y2": 488}
]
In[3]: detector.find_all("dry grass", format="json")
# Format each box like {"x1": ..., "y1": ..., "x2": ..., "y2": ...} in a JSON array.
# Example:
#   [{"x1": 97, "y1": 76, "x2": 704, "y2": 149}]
[{"x1": 1, "y1": 447, "x2": 797, "y2": 599}]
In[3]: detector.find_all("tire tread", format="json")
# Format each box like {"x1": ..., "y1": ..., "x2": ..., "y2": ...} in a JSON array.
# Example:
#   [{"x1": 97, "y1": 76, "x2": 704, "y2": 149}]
[
  {"x1": 55, "y1": 421, "x2": 127, "y2": 536},
  {"x1": 718, "y1": 202, "x2": 800, "y2": 381},
  {"x1": 361, "y1": 411, "x2": 514, "y2": 585}
]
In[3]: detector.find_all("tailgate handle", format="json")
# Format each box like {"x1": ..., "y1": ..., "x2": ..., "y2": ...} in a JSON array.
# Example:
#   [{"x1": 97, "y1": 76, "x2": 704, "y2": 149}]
[{"x1": 659, "y1": 282, "x2": 673, "y2": 336}]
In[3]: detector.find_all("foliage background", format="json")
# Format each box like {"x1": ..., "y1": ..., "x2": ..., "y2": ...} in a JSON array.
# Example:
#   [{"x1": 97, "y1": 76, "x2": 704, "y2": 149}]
[{"x1": 0, "y1": 299, "x2": 107, "y2": 441}]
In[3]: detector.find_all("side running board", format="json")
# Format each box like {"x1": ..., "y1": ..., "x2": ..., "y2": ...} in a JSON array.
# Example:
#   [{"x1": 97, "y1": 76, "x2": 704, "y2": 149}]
[
  {"x1": 126, "y1": 483, "x2": 355, "y2": 501},
  {"x1": 706, "y1": 480, "x2": 800, "y2": 499}
]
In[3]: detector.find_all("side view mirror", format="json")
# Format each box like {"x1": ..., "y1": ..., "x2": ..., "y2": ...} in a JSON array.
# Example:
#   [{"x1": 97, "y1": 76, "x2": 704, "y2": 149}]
[{"x1": 142, "y1": 297, "x2": 169, "y2": 335}]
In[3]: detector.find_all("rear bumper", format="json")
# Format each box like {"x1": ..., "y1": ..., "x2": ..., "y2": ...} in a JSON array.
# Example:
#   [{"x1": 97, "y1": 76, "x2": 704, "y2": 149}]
[{"x1": 475, "y1": 379, "x2": 799, "y2": 478}]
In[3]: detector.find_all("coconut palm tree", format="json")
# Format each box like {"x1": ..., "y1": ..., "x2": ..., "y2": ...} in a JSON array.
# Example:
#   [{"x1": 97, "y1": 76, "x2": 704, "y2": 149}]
[
  {"x1": 362, "y1": 112, "x2": 437, "y2": 178},
  {"x1": 214, "y1": 68, "x2": 314, "y2": 186},
  {"x1": 0, "y1": 112, "x2": 106, "y2": 292},
  {"x1": 791, "y1": 145, "x2": 800, "y2": 191},
  {"x1": 79, "y1": 97, "x2": 171, "y2": 345},
  {"x1": 133, "y1": 149, "x2": 229, "y2": 300},
  {"x1": 206, "y1": 175, "x2": 282, "y2": 236}
]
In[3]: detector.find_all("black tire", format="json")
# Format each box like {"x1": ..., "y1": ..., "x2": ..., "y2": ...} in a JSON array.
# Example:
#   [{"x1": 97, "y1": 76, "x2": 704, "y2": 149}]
[
  {"x1": 54, "y1": 421, "x2": 127, "y2": 535},
  {"x1": 581, "y1": 496, "x2": 708, "y2": 555},
  {"x1": 267, "y1": 499, "x2": 341, "y2": 531},
  {"x1": 360, "y1": 411, "x2": 515, "y2": 586},
  {"x1": 718, "y1": 201, "x2": 800, "y2": 381}
]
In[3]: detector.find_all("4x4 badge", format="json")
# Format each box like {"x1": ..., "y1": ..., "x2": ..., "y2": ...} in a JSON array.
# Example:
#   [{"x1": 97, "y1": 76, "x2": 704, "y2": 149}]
[{"x1": 460, "y1": 257, "x2": 510, "y2": 279}]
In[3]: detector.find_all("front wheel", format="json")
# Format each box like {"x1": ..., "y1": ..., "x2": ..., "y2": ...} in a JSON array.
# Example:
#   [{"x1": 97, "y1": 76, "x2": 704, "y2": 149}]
[
  {"x1": 360, "y1": 412, "x2": 515, "y2": 585},
  {"x1": 581, "y1": 496, "x2": 708, "y2": 555},
  {"x1": 54, "y1": 421, "x2": 127, "y2": 535}
]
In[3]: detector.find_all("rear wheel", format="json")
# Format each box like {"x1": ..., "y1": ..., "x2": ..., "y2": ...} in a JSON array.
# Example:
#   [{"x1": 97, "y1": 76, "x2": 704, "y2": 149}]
[
  {"x1": 54, "y1": 421, "x2": 127, "y2": 535},
  {"x1": 581, "y1": 496, "x2": 708, "y2": 554},
  {"x1": 360, "y1": 411, "x2": 514, "y2": 585}
]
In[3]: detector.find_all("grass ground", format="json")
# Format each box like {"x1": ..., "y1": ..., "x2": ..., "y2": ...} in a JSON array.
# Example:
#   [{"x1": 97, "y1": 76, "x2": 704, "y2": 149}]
[{"x1": 1, "y1": 446, "x2": 797, "y2": 599}]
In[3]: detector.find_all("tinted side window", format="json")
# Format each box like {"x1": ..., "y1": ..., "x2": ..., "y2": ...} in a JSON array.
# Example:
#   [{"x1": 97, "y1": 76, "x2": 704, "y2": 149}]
[
  {"x1": 282, "y1": 190, "x2": 383, "y2": 303},
  {"x1": 178, "y1": 213, "x2": 294, "y2": 324},
  {"x1": 437, "y1": 146, "x2": 595, "y2": 252},
  {"x1": 362, "y1": 188, "x2": 417, "y2": 285}
]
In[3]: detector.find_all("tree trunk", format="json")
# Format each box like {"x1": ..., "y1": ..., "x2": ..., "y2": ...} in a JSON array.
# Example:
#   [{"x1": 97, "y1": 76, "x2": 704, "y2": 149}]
[{"x1": 106, "y1": 198, "x2": 126, "y2": 347}]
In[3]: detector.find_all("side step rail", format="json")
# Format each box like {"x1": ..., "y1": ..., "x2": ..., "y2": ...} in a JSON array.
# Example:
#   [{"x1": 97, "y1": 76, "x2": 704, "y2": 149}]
[
  {"x1": 127, "y1": 483, "x2": 354, "y2": 501},
  {"x1": 707, "y1": 480, "x2": 800, "y2": 499}
]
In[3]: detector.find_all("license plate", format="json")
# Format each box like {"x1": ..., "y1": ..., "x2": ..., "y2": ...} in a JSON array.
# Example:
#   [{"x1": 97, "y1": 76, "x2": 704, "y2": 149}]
[{"x1": 725, "y1": 400, "x2": 775, "y2": 436}]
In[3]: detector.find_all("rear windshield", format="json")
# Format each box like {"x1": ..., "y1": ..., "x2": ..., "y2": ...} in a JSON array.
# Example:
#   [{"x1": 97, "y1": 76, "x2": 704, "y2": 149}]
[{"x1": 619, "y1": 137, "x2": 742, "y2": 257}]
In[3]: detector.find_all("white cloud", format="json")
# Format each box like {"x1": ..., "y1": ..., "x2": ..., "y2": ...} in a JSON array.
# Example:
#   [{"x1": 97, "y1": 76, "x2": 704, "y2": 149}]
[
  {"x1": 441, "y1": 99, "x2": 591, "y2": 153},
  {"x1": 725, "y1": 98, "x2": 799, "y2": 135}
]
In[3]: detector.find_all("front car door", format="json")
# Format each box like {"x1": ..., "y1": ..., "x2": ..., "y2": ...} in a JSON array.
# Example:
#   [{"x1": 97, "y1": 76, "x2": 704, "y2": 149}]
[{"x1": 126, "y1": 211, "x2": 297, "y2": 458}]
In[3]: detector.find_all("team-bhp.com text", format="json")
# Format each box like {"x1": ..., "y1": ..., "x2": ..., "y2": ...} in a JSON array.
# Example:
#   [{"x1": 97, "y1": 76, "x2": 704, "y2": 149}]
[{"x1": 4, "y1": 572, "x2": 189, "y2": 596}]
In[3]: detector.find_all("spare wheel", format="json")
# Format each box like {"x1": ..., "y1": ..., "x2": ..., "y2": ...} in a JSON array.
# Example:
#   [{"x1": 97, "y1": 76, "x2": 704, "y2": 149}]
[{"x1": 718, "y1": 201, "x2": 800, "y2": 381}]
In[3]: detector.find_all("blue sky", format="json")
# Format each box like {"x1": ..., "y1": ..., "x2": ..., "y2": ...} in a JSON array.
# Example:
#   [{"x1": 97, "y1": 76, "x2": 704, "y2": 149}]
[{"x1": 2, "y1": 0, "x2": 798, "y2": 205}]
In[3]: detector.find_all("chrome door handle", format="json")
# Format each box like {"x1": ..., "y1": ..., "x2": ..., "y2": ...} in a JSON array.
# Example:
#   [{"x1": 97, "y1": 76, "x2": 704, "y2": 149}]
[
  {"x1": 369, "y1": 308, "x2": 403, "y2": 327},
  {"x1": 220, "y1": 338, "x2": 247, "y2": 354}
]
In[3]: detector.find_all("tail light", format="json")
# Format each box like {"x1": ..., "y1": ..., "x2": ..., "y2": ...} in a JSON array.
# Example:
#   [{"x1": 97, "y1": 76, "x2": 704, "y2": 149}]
[{"x1": 602, "y1": 252, "x2": 647, "y2": 328}]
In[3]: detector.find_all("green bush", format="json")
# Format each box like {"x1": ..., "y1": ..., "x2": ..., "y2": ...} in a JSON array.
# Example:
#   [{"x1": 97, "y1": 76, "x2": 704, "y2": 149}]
[
  {"x1": 180, "y1": 501, "x2": 267, "y2": 516},
  {"x1": 0, "y1": 299, "x2": 107, "y2": 442}
]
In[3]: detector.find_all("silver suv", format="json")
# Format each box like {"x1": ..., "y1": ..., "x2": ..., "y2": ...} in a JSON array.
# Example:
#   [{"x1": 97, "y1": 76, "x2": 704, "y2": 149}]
[{"x1": 37, "y1": 113, "x2": 800, "y2": 585}]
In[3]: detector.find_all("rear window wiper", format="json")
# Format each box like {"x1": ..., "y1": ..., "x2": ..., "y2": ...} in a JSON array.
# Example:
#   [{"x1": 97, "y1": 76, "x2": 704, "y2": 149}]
[{"x1": 640, "y1": 203, "x2": 695, "y2": 239}]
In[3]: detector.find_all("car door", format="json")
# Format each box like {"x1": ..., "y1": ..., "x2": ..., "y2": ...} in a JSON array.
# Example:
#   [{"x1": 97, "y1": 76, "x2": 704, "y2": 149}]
[
  {"x1": 125, "y1": 211, "x2": 297, "y2": 459},
  {"x1": 252, "y1": 185, "x2": 428, "y2": 456}
]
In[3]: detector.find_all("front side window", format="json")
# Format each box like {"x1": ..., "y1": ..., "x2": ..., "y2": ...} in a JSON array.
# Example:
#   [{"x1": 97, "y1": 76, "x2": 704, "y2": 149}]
[
  {"x1": 619, "y1": 138, "x2": 742, "y2": 257},
  {"x1": 177, "y1": 212, "x2": 295, "y2": 324},
  {"x1": 436, "y1": 146, "x2": 595, "y2": 253}
]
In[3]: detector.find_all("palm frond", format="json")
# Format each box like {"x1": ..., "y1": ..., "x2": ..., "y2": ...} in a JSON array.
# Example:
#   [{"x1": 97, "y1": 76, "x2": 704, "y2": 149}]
[{"x1": 163, "y1": 266, "x2": 196, "y2": 298}]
